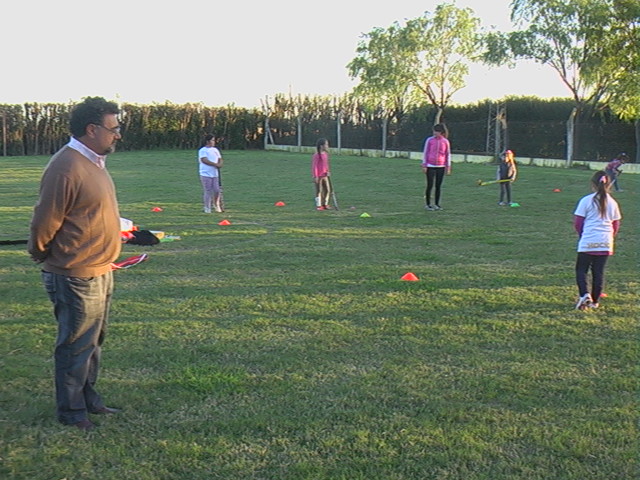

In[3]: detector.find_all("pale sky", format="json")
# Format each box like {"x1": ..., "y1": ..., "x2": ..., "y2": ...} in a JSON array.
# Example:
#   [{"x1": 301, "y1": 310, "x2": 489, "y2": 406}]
[{"x1": 2, "y1": 0, "x2": 569, "y2": 108}]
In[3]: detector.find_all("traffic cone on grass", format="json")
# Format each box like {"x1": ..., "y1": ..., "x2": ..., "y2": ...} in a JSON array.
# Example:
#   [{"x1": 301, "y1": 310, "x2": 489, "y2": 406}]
[{"x1": 401, "y1": 272, "x2": 419, "y2": 281}]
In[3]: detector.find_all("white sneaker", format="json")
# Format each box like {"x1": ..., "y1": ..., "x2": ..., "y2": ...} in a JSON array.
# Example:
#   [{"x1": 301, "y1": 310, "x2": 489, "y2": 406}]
[
  {"x1": 425, "y1": 205, "x2": 435, "y2": 211},
  {"x1": 204, "y1": 207, "x2": 212, "y2": 214},
  {"x1": 575, "y1": 293, "x2": 593, "y2": 310}
]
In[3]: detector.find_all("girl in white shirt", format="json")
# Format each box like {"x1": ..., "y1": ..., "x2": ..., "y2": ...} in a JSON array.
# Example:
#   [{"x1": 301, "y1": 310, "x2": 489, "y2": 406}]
[
  {"x1": 573, "y1": 170, "x2": 622, "y2": 310},
  {"x1": 198, "y1": 135, "x2": 223, "y2": 213}
]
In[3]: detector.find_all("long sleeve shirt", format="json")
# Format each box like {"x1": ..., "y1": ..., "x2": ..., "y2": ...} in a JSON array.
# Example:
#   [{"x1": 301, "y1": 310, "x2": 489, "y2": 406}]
[
  {"x1": 28, "y1": 143, "x2": 121, "y2": 277},
  {"x1": 312, "y1": 152, "x2": 330, "y2": 177},
  {"x1": 421, "y1": 135, "x2": 451, "y2": 169}
]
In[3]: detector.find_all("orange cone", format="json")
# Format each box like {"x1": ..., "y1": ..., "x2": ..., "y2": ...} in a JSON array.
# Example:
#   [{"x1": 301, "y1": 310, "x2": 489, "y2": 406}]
[
  {"x1": 401, "y1": 272, "x2": 419, "y2": 281},
  {"x1": 275, "y1": 201, "x2": 285, "y2": 207},
  {"x1": 553, "y1": 188, "x2": 561, "y2": 192},
  {"x1": 218, "y1": 219, "x2": 231, "y2": 225},
  {"x1": 151, "y1": 206, "x2": 163, "y2": 212}
]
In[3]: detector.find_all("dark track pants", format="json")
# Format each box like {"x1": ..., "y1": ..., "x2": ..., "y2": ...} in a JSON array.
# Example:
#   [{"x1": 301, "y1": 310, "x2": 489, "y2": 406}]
[
  {"x1": 425, "y1": 167, "x2": 445, "y2": 206},
  {"x1": 499, "y1": 182, "x2": 512, "y2": 203},
  {"x1": 575, "y1": 253, "x2": 609, "y2": 301}
]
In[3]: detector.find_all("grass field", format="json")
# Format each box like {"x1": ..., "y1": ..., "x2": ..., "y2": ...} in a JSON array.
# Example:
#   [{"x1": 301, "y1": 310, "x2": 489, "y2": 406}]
[{"x1": 0, "y1": 149, "x2": 638, "y2": 480}]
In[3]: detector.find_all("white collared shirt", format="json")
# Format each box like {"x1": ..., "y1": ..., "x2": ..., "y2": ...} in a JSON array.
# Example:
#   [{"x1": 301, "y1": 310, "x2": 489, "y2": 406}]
[{"x1": 67, "y1": 136, "x2": 107, "y2": 169}]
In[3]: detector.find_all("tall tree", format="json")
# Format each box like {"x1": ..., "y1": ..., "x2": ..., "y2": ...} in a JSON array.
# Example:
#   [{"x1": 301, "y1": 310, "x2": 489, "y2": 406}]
[
  {"x1": 592, "y1": 0, "x2": 640, "y2": 162},
  {"x1": 348, "y1": 3, "x2": 482, "y2": 127},
  {"x1": 402, "y1": 3, "x2": 482, "y2": 124},
  {"x1": 348, "y1": 22, "x2": 413, "y2": 154},
  {"x1": 483, "y1": 0, "x2": 637, "y2": 162}
]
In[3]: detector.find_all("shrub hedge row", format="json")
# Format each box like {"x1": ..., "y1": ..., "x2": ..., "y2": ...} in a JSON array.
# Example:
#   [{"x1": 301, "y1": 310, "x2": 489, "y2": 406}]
[{"x1": 0, "y1": 95, "x2": 634, "y2": 161}]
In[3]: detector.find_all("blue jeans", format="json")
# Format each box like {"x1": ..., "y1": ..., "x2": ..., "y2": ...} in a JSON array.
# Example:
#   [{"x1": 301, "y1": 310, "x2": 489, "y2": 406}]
[
  {"x1": 499, "y1": 182, "x2": 512, "y2": 203},
  {"x1": 42, "y1": 270, "x2": 114, "y2": 424}
]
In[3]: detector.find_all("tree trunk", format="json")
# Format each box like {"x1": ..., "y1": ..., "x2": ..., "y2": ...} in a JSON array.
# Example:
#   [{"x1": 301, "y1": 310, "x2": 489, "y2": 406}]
[
  {"x1": 2, "y1": 110, "x2": 6, "y2": 157},
  {"x1": 336, "y1": 111, "x2": 342, "y2": 154},
  {"x1": 433, "y1": 107, "x2": 443, "y2": 125},
  {"x1": 633, "y1": 118, "x2": 640, "y2": 163},
  {"x1": 566, "y1": 108, "x2": 577, "y2": 166},
  {"x1": 381, "y1": 117, "x2": 388, "y2": 157},
  {"x1": 494, "y1": 113, "x2": 502, "y2": 158}
]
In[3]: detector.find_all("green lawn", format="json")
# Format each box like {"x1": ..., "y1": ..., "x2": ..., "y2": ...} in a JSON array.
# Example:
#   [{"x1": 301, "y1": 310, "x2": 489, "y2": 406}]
[{"x1": 1, "y1": 149, "x2": 638, "y2": 480}]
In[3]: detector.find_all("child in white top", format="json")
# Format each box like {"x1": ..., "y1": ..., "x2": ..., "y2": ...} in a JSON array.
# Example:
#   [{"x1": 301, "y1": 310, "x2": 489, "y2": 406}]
[
  {"x1": 198, "y1": 135, "x2": 223, "y2": 213},
  {"x1": 573, "y1": 170, "x2": 622, "y2": 310}
]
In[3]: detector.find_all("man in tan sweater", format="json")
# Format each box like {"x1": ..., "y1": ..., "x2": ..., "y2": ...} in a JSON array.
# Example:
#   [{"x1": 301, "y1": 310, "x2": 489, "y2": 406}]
[{"x1": 28, "y1": 97, "x2": 123, "y2": 431}]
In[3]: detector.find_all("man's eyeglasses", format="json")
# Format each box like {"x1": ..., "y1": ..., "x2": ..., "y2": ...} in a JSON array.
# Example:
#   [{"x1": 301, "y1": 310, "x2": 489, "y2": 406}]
[{"x1": 93, "y1": 124, "x2": 122, "y2": 135}]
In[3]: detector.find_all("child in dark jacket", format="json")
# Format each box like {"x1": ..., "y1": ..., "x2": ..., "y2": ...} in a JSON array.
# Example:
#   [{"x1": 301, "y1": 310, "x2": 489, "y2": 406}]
[{"x1": 497, "y1": 150, "x2": 517, "y2": 205}]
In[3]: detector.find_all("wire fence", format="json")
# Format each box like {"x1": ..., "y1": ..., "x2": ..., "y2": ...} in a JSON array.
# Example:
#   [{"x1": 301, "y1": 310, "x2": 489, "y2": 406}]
[{"x1": 0, "y1": 99, "x2": 636, "y2": 162}]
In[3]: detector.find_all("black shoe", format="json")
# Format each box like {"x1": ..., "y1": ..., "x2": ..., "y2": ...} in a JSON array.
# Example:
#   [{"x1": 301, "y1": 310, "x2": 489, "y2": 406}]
[{"x1": 73, "y1": 419, "x2": 97, "y2": 431}]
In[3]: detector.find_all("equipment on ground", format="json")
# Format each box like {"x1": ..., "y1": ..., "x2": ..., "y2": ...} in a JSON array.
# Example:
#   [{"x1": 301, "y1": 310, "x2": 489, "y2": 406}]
[
  {"x1": 328, "y1": 176, "x2": 339, "y2": 210},
  {"x1": 112, "y1": 253, "x2": 149, "y2": 270},
  {"x1": 217, "y1": 167, "x2": 225, "y2": 212}
]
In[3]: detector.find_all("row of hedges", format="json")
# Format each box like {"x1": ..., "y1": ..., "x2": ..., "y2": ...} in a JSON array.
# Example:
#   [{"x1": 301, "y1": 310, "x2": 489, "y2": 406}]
[
  {"x1": 0, "y1": 96, "x2": 635, "y2": 161},
  {"x1": 0, "y1": 103, "x2": 263, "y2": 155}
]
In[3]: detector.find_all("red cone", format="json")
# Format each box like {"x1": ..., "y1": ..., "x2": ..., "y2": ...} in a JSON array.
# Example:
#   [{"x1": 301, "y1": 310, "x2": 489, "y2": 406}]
[
  {"x1": 218, "y1": 219, "x2": 231, "y2": 225},
  {"x1": 401, "y1": 272, "x2": 419, "y2": 281}
]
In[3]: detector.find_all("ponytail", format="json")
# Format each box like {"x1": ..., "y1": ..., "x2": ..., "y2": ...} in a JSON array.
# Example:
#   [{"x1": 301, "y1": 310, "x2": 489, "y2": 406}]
[
  {"x1": 591, "y1": 170, "x2": 610, "y2": 218},
  {"x1": 504, "y1": 150, "x2": 515, "y2": 164},
  {"x1": 316, "y1": 138, "x2": 327, "y2": 156}
]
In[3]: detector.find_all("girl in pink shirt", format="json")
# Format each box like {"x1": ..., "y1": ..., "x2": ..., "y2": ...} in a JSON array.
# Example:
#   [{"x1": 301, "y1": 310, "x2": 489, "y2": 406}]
[
  {"x1": 312, "y1": 138, "x2": 332, "y2": 210},
  {"x1": 421, "y1": 124, "x2": 451, "y2": 210}
]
